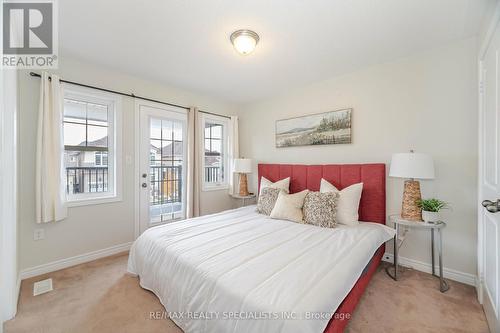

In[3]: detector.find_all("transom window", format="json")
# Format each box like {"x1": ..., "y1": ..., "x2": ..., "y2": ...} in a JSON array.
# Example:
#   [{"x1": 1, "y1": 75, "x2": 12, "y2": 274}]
[
  {"x1": 201, "y1": 114, "x2": 228, "y2": 190},
  {"x1": 62, "y1": 87, "x2": 121, "y2": 204}
]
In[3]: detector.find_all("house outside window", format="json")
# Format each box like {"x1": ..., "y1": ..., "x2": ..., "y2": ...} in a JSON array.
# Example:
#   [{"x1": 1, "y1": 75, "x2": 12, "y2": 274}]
[
  {"x1": 201, "y1": 113, "x2": 229, "y2": 191},
  {"x1": 63, "y1": 87, "x2": 121, "y2": 205}
]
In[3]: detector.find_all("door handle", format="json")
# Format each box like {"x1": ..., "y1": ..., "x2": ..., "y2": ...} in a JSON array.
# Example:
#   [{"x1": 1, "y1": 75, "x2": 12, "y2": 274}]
[
  {"x1": 142, "y1": 183, "x2": 148, "y2": 188},
  {"x1": 482, "y1": 199, "x2": 500, "y2": 213}
]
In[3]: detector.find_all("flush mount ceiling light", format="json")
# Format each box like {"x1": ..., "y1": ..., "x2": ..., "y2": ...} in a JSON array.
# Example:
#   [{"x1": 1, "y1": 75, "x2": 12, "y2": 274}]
[{"x1": 230, "y1": 30, "x2": 259, "y2": 55}]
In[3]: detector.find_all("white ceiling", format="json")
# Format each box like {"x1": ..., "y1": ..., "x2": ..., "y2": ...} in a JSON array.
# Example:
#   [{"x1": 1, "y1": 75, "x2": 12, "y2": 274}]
[{"x1": 60, "y1": 0, "x2": 494, "y2": 104}]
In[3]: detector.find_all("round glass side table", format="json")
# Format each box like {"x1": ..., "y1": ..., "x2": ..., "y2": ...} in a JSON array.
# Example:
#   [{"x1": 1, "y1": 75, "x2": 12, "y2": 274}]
[{"x1": 385, "y1": 214, "x2": 449, "y2": 292}]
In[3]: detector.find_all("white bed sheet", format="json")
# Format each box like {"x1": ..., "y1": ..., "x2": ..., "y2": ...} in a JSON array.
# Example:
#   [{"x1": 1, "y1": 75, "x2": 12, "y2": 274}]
[{"x1": 128, "y1": 205, "x2": 395, "y2": 333}]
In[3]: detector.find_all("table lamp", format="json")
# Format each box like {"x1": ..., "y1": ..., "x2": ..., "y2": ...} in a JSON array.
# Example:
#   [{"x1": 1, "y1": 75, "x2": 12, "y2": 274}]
[
  {"x1": 233, "y1": 158, "x2": 252, "y2": 196},
  {"x1": 389, "y1": 151, "x2": 435, "y2": 221}
]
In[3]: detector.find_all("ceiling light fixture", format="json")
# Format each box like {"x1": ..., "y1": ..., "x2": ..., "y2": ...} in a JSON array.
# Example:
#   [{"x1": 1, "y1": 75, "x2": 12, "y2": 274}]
[{"x1": 230, "y1": 30, "x2": 259, "y2": 55}]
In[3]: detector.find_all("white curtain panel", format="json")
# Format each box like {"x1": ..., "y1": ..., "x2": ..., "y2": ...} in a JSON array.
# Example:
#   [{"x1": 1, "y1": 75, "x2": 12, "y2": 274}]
[
  {"x1": 186, "y1": 107, "x2": 201, "y2": 218},
  {"x1": 35, "y1": 72, "x2": 67, "y2": 223},
  {"x1": 228, "y1": 116, "x2": 239, "y2": 195}
]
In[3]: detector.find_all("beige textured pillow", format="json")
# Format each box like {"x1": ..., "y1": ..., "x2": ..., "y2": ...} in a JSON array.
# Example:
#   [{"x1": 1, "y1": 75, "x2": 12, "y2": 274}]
[
  {"x1": 259, "y1": 177, "x2": 290, "y2": 195},
  {"x1": 303, "y1": 191, "x2": 339, "y2": 228},
  {"x1": 270, "y1": 190, "x2": 309, "y2": 223},
  {"x1": 320, "y1": 179, "x2": 363, "y2": 226},
  {"x1": 256, "y1": 187, "x2": 282, "y2": 215}
]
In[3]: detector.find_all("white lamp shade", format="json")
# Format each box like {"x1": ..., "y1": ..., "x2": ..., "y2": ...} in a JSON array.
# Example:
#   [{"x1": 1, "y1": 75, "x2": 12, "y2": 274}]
[
  {"x1": 389, "y1": 153, "x2": 435, "y2": 179},
  {"x1": 233, "y1": 158, "x2": 252, "y2": 173}
]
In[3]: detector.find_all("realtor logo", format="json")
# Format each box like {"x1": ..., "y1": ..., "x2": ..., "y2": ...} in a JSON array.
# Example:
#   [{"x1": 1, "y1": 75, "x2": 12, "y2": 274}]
[{"x1": 2, "y1": 0, "x2": 58, "y2": 68}]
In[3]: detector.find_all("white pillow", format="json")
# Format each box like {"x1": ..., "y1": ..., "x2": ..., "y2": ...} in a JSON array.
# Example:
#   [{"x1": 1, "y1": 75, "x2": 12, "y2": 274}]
[
  {"x1": 259, "y1": 177, "x2": 290, "y2": 195},
  {"x1": 320, "y1": 179, "x2": 363, "y2": 226},
  {"x1": 270, "y1": 190, "x2": 309, "y2": 223}
]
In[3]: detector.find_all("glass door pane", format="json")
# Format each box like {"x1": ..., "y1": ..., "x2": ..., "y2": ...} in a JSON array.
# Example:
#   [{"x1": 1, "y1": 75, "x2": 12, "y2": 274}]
[{"x1": 148, "y1": 116, "x2": 185, "y2": 223}]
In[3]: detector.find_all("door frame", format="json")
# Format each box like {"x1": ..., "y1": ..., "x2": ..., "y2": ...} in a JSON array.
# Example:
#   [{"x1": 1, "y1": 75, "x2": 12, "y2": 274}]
[
  {"x1": 0, "y1": 68, "x2": 19, "y2": 323},
  {"x1": 134, "y1": 99, "x2": 188, "y2": 238},
  {"x1": 477, "y1": 3, "x2": 500, "y2": 331}
]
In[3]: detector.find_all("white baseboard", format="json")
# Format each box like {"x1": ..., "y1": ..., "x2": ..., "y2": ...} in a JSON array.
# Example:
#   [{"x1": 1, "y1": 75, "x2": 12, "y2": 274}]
[
  {"x1": 14, "y1": 275, "x2": 20, "y2": 314},
  {"x1": 19, "y1": 242, "x2": 132, "y2": 280},
  {"x1": 383, "y1": 252, "x2": 477, "y2": 286}
]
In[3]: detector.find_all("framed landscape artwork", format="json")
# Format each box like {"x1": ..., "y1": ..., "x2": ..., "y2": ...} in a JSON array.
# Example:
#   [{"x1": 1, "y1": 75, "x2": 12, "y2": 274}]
[{"x1": 275, "y1": 108, "x2": 352, "y2": 148}]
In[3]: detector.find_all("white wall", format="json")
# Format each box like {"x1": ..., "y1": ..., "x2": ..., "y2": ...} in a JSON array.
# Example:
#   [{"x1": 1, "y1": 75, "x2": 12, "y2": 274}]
[
  {"x1": 236, "y1": 37, "x2": 478, "y2": 275},
  {"x1": 18, "y1": 57, "x2": 238, "y2": 271}
]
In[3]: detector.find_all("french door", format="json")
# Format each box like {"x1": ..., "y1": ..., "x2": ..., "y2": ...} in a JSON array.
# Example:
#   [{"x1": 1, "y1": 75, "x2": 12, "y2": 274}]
[
  {"x1": 138, "y1": 101, "x2": 187, "y2": 234},
  {"x1": 479, "y1": 16, "x2": 500, "y2": 332}
]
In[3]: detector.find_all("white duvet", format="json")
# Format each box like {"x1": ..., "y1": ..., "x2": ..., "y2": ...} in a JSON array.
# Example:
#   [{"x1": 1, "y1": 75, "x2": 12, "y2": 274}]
[{"x1": 128, "y1": 206, "x2": 395, "y2": 333}]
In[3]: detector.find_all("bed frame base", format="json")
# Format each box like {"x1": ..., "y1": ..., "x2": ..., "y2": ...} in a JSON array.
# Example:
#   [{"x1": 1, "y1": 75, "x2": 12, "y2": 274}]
[
  {"x1": 323, "y1": 245, "x2": 385, "y2": 332},
  {"x1": 257, "y1": 163, "x2": 387, "y2": 333}
]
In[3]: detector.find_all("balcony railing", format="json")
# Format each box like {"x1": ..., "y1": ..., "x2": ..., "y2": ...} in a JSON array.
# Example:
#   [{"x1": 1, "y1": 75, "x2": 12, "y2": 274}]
[
  {"x1": 66, "y1": 167, "x2": 108, "y2": 194},
  {"x1": 66, "y1": 165, "x2": 219, "y2": 204},
  {"x1": 205, "y1": 166, "x2": 221, "y2": 183},
  {"x1": 150, "y1": 165, "x2": 182, "y2": 205}
]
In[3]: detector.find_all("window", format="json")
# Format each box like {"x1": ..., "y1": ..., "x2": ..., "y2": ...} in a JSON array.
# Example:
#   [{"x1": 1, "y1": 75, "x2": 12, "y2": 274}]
[
  {"x1": 201, "y1": 113, "x2": 229, "y2": 190},
  {"x1": 94, "y1": 152, "x2": 108, "y2": 166},
  {"x1": 63, "y1": 87, "x2": 121, "y2": 205}
]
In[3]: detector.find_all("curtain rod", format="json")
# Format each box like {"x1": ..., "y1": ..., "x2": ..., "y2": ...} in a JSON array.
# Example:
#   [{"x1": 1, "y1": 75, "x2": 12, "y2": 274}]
[{"x1": 29, "y1": 72, "x2": 231, "y2": 120}]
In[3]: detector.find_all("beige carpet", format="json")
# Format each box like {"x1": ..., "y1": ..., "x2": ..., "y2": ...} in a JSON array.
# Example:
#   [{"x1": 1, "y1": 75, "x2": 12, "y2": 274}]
[{"x1": 4, "y1": 253, "x2": 489, "y2": 333}]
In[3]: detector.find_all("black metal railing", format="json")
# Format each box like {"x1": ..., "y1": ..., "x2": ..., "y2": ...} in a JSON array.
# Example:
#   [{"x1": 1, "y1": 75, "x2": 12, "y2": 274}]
[
  {"x1": 205, "y1": 166, "x2": 221, "y2": 183},
  {"x1": 66, "y1": 167, "x2": 108, "y2": 194},
  {"x1": 150, "y1": 165, "x2": 182, "y2": 205}
]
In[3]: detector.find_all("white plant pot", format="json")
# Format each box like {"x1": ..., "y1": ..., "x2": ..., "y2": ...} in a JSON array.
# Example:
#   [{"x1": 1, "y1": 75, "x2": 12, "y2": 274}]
[{"x1": 422, "y1": 210, "x2": 440, "y2": 223}]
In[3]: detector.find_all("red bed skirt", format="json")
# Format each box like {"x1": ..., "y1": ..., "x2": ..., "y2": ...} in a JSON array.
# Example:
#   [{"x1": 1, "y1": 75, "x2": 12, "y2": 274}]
[{"x1": 323, "y1": 245, "x2": 385, "y2": 333}]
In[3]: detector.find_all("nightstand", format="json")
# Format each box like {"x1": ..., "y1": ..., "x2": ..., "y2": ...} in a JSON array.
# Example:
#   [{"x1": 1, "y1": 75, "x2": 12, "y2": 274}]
[
  {"x1": 385, "y1": 214, "x2": 450, "y2": 292},
  {"x1": 230, "y1": 193, "x2": 256, "y2": 207}
]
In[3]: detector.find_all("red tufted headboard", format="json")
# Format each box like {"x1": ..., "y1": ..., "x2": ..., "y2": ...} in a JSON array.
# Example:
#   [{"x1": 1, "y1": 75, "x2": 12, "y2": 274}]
[{"x1": 258, "y1": 163, "x2": 386, "y2": 224}]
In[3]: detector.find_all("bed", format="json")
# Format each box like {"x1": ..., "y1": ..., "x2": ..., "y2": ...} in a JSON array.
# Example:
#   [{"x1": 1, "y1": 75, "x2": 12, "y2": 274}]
[{"x1": 128, "y1": 163, "x2": 394, "y2": 333}]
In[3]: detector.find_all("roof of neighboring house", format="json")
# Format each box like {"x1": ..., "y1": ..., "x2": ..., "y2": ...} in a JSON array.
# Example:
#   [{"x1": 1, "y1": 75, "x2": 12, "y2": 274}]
[
  {"x1": 150, "y1": 141, "x2": 183, "y2": 156},
  {"x1": 163, "y1": 141, "x2": 183, "y2": 156},
  {"x1": 78, "y1": 136, "x2": 108, "y2": 147},
  {"x1": 76, "y1": 136, "x2": 221, "y2": 165},
  {"x1": 150, "y1": 141, "x2": 221, "y2": 166},
  {"x1": 152, "y1": 142, "x2": 222, "y2": 157}
]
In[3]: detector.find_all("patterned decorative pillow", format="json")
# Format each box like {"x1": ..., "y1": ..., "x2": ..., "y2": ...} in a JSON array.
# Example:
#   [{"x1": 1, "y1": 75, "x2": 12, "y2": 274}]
[
  {"x1": 259, "y1": 177, "x2": 290, "y2": 195},
  {"x1": 303, "y1": 191, "x2": 339, "y2": 228},
  {"x1": 256, "y1": 187, "x2": 282, "y2": 215}
]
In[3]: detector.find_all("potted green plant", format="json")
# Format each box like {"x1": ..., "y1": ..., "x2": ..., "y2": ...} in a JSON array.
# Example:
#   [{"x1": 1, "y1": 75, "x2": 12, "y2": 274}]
[{"x1": 417, "y1": 198, "x2": 449, "y2": 223}]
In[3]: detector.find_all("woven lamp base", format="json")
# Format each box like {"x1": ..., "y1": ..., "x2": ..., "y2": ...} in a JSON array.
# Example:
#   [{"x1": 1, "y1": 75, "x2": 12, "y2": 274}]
[
  {"x1": 238, "y1": 173, "x2": 249, "y2": 196},
  {"x1": 401, "y1": 180, "x2": 423, "y2": 221}
]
